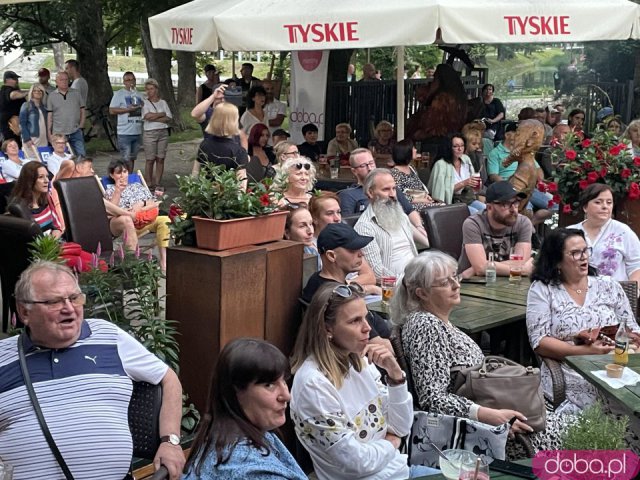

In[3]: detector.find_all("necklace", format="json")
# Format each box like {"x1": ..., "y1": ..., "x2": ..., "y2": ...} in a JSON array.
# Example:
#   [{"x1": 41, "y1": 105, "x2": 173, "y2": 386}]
[{"x1": 566, "y1": 281, "x2": 589, "y2": 294}]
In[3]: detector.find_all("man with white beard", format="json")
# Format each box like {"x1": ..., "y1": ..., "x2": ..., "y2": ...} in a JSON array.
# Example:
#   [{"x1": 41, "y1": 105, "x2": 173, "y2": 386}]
[{"x1": 354, "y1": 169, "x2": 421, "y2": 279}]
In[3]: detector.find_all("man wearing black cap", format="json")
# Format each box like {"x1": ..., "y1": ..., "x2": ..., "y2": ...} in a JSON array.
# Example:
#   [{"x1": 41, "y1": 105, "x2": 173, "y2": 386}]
[
  {"x1": 272, "y1": 128, "x2": 289, "y2": 146},
  {"x1": 236, "y1": 62, "x2": 260, "y2": 116},
  {"x1": 458, "y1": 181, "x2": 533, "y2": 277},
  {"x1": 0, "y1": 71, "x2": 27, "y2": 144},
  {"x1": 303, "y1": 223, "x2": 391, "y2": 347},
  {"x1": 196, "y1": 64, "x2": 220, "y2": 104}
]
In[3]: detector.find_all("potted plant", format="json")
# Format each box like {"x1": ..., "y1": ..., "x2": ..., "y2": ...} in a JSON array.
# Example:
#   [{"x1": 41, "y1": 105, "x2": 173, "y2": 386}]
[
  {"x1": 546, "y1": 129, "x2": 640, "y2": 227},
  {"x1": 561, "y1": 401, "x2": 628, "y2": 450},
  {"x1": 171, "y1": 162, "x2": 286, "y2": 251}
]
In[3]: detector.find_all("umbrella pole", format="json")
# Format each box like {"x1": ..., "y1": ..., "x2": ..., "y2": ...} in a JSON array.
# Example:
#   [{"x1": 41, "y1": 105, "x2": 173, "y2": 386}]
[
  {"x1": 396, "y1": 46, "x2": 405, "y2": 140},
  {"x1": 232, "y1": 52, "x2": 236, "y2": 78}
]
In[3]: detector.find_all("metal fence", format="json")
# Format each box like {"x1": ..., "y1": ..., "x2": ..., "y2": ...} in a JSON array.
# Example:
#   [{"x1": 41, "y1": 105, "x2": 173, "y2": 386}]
[{"x1": 583, "y1": 81, "x2": 634, "y2": 131}]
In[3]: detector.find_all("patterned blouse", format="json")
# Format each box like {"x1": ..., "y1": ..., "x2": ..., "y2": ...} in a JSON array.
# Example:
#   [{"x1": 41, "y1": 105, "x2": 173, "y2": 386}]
[{"x1": 104, "y1": 182, "x2": 152, "y2": 210}]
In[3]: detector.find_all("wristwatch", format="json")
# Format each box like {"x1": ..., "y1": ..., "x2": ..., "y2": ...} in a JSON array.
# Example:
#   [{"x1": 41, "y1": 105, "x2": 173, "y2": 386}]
[
  {"x1": 387, "y1": 370, "x2": 407, "y2": 386},
  {"x1": 160, "y1": 433, "x2": 181, "y2": 446}
]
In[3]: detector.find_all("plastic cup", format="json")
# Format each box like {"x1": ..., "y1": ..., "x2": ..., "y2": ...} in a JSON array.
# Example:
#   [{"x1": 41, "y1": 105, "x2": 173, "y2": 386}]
[{"x1": 381, "y1": 276, "x2": 397, "y2": 306}]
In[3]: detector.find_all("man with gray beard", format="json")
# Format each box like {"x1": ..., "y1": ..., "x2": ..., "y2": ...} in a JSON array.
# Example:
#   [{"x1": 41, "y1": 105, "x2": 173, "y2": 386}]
[{"x1": 354, "y1": 169, "x2": 421, "y2": 279}]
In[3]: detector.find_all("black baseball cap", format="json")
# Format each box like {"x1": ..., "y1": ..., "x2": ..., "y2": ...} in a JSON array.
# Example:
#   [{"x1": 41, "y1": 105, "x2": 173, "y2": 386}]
[
  {"x1": 273, "y1": 128, "x2": 290, "y2": 138},
  {"x1": 317, "y1": 223, "x2": 373, "y2": 254},
  {"x1": 486, "y1": 181, "x2": 527, "y2": 203},
  {"x1": 3, "y1": 71, "x2": 20, "y2": 81}
]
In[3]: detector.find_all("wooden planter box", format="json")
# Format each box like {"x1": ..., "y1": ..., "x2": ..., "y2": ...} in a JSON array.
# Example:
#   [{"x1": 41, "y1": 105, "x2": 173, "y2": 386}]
[{"x1": 192, "y1": 211, "x2": 288, "y2": 251}]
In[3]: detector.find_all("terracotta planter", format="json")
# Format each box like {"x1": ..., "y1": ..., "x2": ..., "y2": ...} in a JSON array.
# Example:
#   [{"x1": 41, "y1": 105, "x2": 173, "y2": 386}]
[{"x1": 192, "y1": 211, "x2": 288, "y2": 251}]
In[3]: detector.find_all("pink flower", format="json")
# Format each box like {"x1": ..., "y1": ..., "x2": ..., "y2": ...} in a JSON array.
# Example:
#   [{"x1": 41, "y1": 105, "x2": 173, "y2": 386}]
[
  {"x1": 581, "y1": 139, "x2": 592, "y2": 148},
  {"x1": 96, "y1": 242, "x2": 102, "y2": 258},
  {"x1": 563, "y1": 204, "x2": 573, "y2": 213},
  {"x1": 565, "y1": 150, "x2": 577, "y2": 161}
]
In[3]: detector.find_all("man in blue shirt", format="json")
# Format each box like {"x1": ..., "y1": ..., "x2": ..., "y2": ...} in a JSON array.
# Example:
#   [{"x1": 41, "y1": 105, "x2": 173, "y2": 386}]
[{"x1": 109, "y1": 72, "x2": 143, "y2": 170}]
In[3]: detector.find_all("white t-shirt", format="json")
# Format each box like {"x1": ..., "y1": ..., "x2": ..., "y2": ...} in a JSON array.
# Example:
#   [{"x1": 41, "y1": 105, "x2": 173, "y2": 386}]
[
  {"x1": 389, "y1": 227, "x2": 414, "y2": 276},
  {"x1": 264, "y1": 99, "x2": 286, "y2": 135},
  {"x1": 453, "y1": 162, "x2": 473, "y2": 194},
  {"x1": 141, "y1": 99, "x2": 172, "y2": 131},
  {"x1": 46, "y1": 152, "x2": 72, "y2": 176}
]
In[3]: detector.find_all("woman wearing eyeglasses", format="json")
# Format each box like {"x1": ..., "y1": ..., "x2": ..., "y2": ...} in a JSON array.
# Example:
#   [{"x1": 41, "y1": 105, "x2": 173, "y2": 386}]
[
  {"x1": 392, "y1": 251, "x2": 571, "y2": 458},
  {"x1": 290, "y1": 282, "x2": 439, "y2": 479},
  {"x1": 276, "y1": 156, "x2": 316, "y2": 207},
  {"x1": 274, "y1": 141, "x2": 299, "y2": 165},
  {"x1": 568, "y1": 183, "x2": 640, "y2": 285},
  {"x1": 528, "y1": 228, "x2": 640, "y2": 414}
]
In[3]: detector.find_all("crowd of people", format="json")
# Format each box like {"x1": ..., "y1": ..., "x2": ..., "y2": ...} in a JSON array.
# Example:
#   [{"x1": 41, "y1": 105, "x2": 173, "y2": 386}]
[{"x1": 4, "y1": 59, "x2": 640, "y2": 479}]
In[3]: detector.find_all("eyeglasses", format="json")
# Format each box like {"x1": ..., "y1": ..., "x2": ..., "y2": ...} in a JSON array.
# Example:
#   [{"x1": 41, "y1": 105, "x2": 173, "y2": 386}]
[
  {"x1": 332, "y1": 283, "x2": 365, "y2": 298},
  {"x1": 22, "y1": 292, "x2": 86, "y2": 311},
  {"x1": 432, "y1": 273, "x2": 461, "y2": 288},
  {"x1": 294, "y1": 163, "x2": 311, "y2": 171},
  {"x1": 566, "y1": 247, "x2": 592, "y2": 260},
  {"x1": 283, "y1": 150, "x2": 299, "y2": 156},
  {"x1": 354, "y1": 161, "x2": 376, "y2": 170},
  {"x1": 493, "y1": 199, "x2": 520, "y2": 209}
]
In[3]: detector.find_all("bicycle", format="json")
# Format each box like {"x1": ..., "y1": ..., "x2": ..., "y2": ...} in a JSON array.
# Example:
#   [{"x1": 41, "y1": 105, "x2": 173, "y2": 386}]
[{"x1": 83, "y1": 104, "x2": 118, "y2": 151}]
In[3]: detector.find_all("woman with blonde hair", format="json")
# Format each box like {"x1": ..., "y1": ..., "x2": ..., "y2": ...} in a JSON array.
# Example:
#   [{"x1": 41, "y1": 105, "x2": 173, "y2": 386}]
[
  {"x1": 276, "y1": 156, "x2": 316, "y2": 207},
  {"x1": 290, "y1": 282, "x2": 439, "y2": 479},
  {"x1": 274, "y1": 140, "x2": 299, "y2": 165},
  {"x1": 326, "y1": 123, "x2": 358, "y2": 157},
  {"x1": 196, "y1": 102, "x2": 249, "y2": 174},
  {"x1": 19, "y1": 83, "x2": 48, "y2": 157},
  {"x1": 368, "y1": 120, "x2": 395, "y2": 155},
  {"x1": 623, "y1": 119, "x2": 640, "y2": 157},
  {"x1": 141, "y1": 78, "x2": 172, "y2": 186}
]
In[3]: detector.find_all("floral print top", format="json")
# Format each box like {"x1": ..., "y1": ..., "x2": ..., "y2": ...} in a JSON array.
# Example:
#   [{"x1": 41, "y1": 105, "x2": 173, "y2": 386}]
[
  {"x1": 568, "y1": 219, "x2": 640, "y2": 281},
  {"x1": 104, "y1": 182, "x2": 152, "y2": 210},
  {"x1": 290, "y1": 357, "x2": 413, "y2": 480}
]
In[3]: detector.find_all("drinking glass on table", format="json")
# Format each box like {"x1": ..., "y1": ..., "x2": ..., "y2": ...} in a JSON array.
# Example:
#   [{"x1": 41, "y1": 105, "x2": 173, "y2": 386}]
[
  {"x1": 458, "y1": 455, "x2": 489, "y2": 480},
  {"x1": 509, "y1": 246, "x2": 524, "y2": 284},
  {"x1": 381, "y1": 276, "x2": 397, "y2": 306},
  {"x1": 330, "y1": 158, "x2": 340, "y2": 179}
]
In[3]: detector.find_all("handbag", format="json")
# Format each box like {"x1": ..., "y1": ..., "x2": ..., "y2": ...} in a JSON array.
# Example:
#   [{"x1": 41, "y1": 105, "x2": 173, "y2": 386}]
[
  {"x1": 409, "y1": 411, "x2": 508, "y2": 468},
  {"x1": 451, "y1": 356, "x2": 547, "y2": 432},
  {"x1": 18, "y1": 333, "x2": 75, "y2": 479},
  {"x1": 134, "y1": 206, "x2": 159, "y2": 229}
]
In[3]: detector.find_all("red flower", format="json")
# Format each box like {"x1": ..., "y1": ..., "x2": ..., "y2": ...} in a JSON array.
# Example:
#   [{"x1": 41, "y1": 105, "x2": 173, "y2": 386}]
[
  {"x1": 550, "y1": 138, "x2": 559, "y2": 147},
  {"x1": 581, "y1": 138, "x2": 592, "y2": 148},
  {"x1": 609, "y1": 144, "x2": 624, "y2": 156},
  {"x1": 634, "y1": 157, "x2": 640, "y2": 167},
  {"x1": 621, "y1": 168, "x2": 632, "y2": 179},
  {"x1": 547, "y1": 200, "x2": 556, "y2": 209},
  {"x1": 630, "y1": 182, "x2": 640, "y2": 193},
  {"x1": 578, "y1": 179, "x2": 589, "y2": 190},
  {"x1": 562, "y1": 204, "x2": 573, "y2": 213},
  {"x1": 537, "y1": 181, "x2": 546, "y2": 192},
  {"x1": 552, "y1": 194, "x2": 562, "y2": 204},
  {"x1": 259, "y1": 193, "x2": 271, "y2": 206},
  {"x1": 586, "y1": 171, "x2": 599, "y2": 183},
  {"x1": 574, "y1": 130, "x2": 584, "y2": 140},
  {"x1": 547, "y1": 182, "x2": 558, "y2": 193},
  {"x1": 629, "y1": 185, "x2": 640, "y2": 200},
  {"x1": 583, "y1": 161, "x2": 592, "y2": 170},
  {"x1": 565, "y1": 149, "x2": 577, "y2": 160},
  {"x1": 600, "y1": 167, "x2": 608, "y2": 178}
]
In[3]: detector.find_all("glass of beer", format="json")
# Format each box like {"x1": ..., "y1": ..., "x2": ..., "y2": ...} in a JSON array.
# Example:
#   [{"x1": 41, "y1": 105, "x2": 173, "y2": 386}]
[
  {"x1": 509, "y1": 246, "x2": 524, "y2": 284},
  {"x1": 471, "y1": 173, "x2": 482, "y2": 193},
  {"x1": 381, "y1": 276, "x2": 397, "y2": 306}
]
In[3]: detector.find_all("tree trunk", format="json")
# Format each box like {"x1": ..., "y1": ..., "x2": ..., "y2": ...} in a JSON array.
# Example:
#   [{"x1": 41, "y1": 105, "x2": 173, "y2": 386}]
[
  {"x1": 51, "y1": 42, "x2": 66, "y2": 72},
  {"x1": 176, "y1": 50, "x2": 196, "y2": 110},
  {"x1": 140, "y1": 14, "x2": 183, "y2": 129},
  {"x1": 74, "y1": 0, "x2": 112, "y2": 110}
]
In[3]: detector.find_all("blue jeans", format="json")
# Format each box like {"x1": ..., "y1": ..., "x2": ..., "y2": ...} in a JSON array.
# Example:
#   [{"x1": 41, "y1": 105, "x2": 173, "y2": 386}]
[
  {"x1": 118, "y1": 134, "x2": 141, "y2": 165},
  {"x1": 468, "y1": 200, "x2": 487, "y2": 215},
  {"x1": 66, "y1": 129, "x2": 86, "y2": 157},
  {"x1": 409, "y1": 465, "x2": 440, "y2": 477},
  {"x1": 529, "y1": 189, "x2": 558, "y2": 211}
]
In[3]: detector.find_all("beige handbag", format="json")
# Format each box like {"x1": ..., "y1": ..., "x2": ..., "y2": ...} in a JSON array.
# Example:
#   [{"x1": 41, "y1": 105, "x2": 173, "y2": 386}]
[{"x1": 451, "y1": 356, "x2": 547, "y2": 432}]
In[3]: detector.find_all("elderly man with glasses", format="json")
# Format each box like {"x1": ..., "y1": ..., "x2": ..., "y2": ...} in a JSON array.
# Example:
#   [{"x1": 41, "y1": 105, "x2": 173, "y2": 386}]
[
  {"x1": 458, "y1": 181, "x2": 534, "y2": 278},
  {"x1": 0, "y1": 261, "x2": 185, "y2": 479}
]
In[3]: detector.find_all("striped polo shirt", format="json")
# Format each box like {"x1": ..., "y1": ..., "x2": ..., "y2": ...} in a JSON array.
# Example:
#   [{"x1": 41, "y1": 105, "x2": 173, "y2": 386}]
[{"x1": 0, "y1": 319, "x2": 168, "y2": 479}]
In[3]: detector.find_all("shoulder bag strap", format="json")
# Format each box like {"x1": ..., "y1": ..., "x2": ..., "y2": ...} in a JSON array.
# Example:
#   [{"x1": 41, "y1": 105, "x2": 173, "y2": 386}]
[{"x1": 18, "y1": 333, "x2": 75, "y2": 480}]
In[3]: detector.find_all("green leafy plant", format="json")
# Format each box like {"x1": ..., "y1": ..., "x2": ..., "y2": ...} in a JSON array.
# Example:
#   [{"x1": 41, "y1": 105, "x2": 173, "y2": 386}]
[
  {"x1": 561, "y1": 402, "x2": 628, "y2": 450},
  {"x1": 29, "y1": 235, "x2": 63, "y2": 263},
  {"x1": 171, "y1": 162, "x2": 282, "y2": 244},
  {"x1": 551, "y1": 129, "x2": 639, "y2": 214}
]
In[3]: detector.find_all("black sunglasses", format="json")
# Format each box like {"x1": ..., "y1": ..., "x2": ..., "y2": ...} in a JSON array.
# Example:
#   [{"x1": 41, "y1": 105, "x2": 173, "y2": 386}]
[
  {"x1": 332, "y1": 283, "x2": 365, "y2": 298},
  {"x1": 294, "y1": 163, "x2": 311, "y2": 171}
]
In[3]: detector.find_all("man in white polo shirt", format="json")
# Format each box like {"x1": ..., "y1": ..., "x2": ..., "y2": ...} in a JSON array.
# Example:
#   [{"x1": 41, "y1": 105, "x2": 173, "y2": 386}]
[{"x1": 0, "y1": 261, "x2": 185, "y2": 479}]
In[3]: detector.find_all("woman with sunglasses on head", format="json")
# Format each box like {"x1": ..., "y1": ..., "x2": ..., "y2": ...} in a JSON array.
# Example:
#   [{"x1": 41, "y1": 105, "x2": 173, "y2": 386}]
[
  {"x1": 276, "y1": 156, "x2": 316, "y2": 207},
  {"x1": 392, "y1": 251, "x2": 572, "y2": 459},
  {"x1": 183, "y1": 338, "x2": 307, "y2": 480},
  {"x1": 528, "y1": 228, "x2": 640, "y2": 414},
  {"x1": 290, "y1": 282, "x2": 439, "y2": 479}
]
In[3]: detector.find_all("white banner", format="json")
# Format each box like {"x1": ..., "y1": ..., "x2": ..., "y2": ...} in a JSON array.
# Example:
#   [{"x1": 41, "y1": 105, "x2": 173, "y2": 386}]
[{"x1": 289, "y1": 50, "x2": 329, "y2": 144}]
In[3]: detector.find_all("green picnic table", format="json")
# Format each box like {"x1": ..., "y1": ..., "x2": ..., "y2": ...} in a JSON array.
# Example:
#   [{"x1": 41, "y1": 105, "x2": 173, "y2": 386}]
[
  {"x1": 413, "y1": 458, "x2": 533, "y2": 479},
  {"x1": 565, "y1": 354, "x2": 640, "y2": 419},
  {"x1": 370, "y1": 295, "x2": 525, "y2": 335},
  {"x1": 460, "y1": 277, "x2": 530, "y2": 307}
]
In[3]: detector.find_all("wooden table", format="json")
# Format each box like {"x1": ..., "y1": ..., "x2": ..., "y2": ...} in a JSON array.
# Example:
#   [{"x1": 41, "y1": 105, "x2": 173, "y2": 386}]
[
  {"x1": 460, "y1": 277, "x2": 530, "y2": 307},
  {"x1": 371, "y1": 295, "x2": 525, "y2": 335},
  {"x1": 566, "y1": 354, "x2": 640, "y2": 419},
  {"x1": 315, "y1": 166, "x2": 354, "y2": 192}
]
